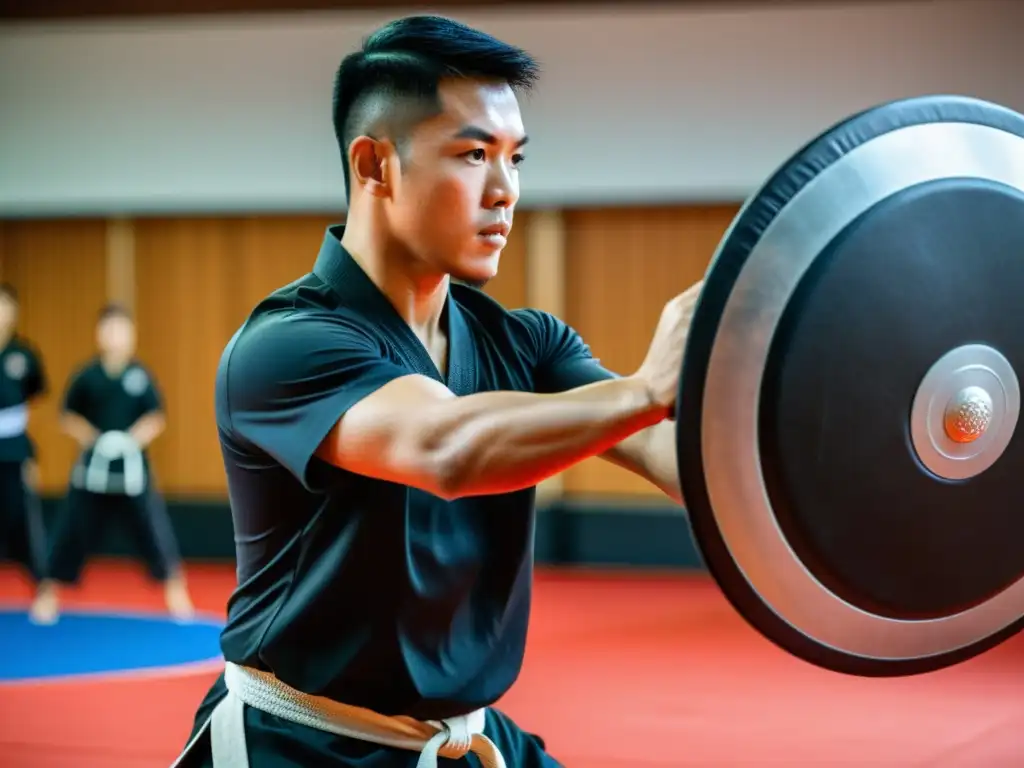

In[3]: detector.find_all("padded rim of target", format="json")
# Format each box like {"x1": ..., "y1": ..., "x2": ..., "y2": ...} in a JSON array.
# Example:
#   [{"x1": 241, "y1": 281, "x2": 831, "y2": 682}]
[{"x1": 675, "y1": 94, "x2": 1024, "y2": 677}]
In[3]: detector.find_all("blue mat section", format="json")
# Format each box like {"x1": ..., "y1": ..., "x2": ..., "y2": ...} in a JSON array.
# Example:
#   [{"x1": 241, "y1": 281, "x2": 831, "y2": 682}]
[{"x1": 0, "y1": 610, "x2": 224, "y2": 681}]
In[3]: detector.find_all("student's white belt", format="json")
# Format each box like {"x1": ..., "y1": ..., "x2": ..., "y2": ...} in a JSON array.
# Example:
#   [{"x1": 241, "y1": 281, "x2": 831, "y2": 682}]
[
  {"x1": 0, "y1": 403, "x2": 28, "y2": 439},
  {"x1": 201, "y1": 662, "x2": 507, "y2": 768},
  {"x1": 71, "y1": 430, "x2": 146, "y2": 497}
]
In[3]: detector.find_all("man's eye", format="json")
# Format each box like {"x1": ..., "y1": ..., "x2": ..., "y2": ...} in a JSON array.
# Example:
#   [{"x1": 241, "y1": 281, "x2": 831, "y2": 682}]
[
  {"x1": 464, "y1": 149, "x2": 486, "y2": 162},
  {"x1": 512, "y1": 153, "x2": 526, "y2": 167}
]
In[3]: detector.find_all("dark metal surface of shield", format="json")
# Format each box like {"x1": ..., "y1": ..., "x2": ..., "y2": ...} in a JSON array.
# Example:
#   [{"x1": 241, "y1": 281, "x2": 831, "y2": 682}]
[{"x1": 675, "y1": 94, "x2": 1024, "y2": 676}]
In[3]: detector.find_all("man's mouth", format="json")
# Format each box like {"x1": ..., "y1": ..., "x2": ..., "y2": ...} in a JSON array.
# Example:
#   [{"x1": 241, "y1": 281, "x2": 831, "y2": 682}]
[{"x1": 478, "y1": 222, "x2": 510, "y2": 239}]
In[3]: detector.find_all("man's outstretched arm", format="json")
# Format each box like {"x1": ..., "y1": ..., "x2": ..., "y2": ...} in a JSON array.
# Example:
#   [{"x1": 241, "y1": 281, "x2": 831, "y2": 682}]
[{"x1": 316, "y1": 372, "x2": 667, "y2": 500}]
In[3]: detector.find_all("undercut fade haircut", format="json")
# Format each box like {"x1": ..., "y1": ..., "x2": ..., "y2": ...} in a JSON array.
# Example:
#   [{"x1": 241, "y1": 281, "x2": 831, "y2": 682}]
[
  {"x1": 0, "y1": 283, "x2": 18, "y2": 304},
  {"x1": 332, "y1": 15, "x2": 540, "y2": 201}
]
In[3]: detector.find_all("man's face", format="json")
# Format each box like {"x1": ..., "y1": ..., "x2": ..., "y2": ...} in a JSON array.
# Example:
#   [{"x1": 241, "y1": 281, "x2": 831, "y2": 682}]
[
  {"x1": 383, "y1": 78, "x2": 527, "y2": 286},
  {"x1": 0, "y1": 295, "x2": 16, "y2": 334},
  {"x1": 97, "y1": 315, "x2": 136, "y2": 358}
]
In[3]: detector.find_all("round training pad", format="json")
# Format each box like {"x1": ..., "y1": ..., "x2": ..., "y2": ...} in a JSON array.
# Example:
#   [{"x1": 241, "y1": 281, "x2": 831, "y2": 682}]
[
  {"x1": 760, "y1": 179, "x2": 1024, "y2": 622},
  {"x1": 675, "y1": 95, "x2": 1024, "y2": 677}
]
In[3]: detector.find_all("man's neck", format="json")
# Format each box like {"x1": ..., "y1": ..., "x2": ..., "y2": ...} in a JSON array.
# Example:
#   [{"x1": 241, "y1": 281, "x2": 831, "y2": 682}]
[
  {"x1": 0, "y1": 328, "x2": 14, "y2": 350},
  {"x1": 100, "y1": 354, "x2": 131, "y2": 376},
  {"x1": 340, "y1": 220, "x2": 449, "y2": 340}
]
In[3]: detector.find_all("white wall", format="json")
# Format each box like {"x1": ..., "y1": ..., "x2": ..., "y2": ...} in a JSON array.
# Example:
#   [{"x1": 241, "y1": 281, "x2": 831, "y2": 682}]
[{"x1": 0, "y1": 0, "x2": 1020, "y2": 216}]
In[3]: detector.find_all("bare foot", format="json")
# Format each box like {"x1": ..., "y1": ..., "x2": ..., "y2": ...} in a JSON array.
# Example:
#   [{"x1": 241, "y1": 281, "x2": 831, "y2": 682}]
[
  {"x1": 165, "y1": 578, "x2": 195, "y2": 622},
  {"x1": 29, "y1": 583, "x2": 59, "y2": 626}
]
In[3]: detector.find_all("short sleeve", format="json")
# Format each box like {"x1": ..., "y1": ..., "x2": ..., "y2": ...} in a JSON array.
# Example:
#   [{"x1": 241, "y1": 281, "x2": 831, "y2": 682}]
[
  {"x1": 62, "y1": 368, "x2": 90, "y2": 419},
  {"x1": 511, "y1": 309, "x2": 619, "y2": 394},
  {"x1": 137, "y1": 367, "x2": 163, "y2": 415},
  {"x1": 21, "y1": 346, "x2": 47, "y2": 401},
  {"x1": 223, "y1": 311, "x2": 413, "y2": 488}
]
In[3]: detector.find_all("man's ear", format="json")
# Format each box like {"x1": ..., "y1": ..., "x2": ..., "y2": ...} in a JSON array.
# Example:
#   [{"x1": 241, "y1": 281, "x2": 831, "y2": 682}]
[{"x1": 349, "y1": 136, "x2": 394, "y2": 199}]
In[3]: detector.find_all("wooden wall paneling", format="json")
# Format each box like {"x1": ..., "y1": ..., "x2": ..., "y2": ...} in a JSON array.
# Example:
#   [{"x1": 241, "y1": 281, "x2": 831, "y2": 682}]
[
  {"x1": 134, "y1": 217, "x2": 243, "y2": 497},
  {"x1": 562, "y1": 204, "x2": 739, "y2": 498},
  {"x1": 231, "y1": 215, "x2": 338, "y2": 325},
  {"x1": 0, "y1": 219, "x2": 110, "y2": 493},
  {"x1": 523, "y1": 210, "x2": 567, "y2": 503},
  {"x1": 106, "y1": 217, "x2": 136, "y2": 312},
  {"x1": 524, "y1": 210, "x2": 564, "y2": 316}
]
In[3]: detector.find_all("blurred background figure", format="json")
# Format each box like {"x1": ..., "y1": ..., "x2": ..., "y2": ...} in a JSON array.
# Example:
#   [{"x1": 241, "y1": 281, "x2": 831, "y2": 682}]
[
  {"x1": 0, "y1": 283, "x2": 51, "y2": 623},
  {"x1": 30, "y1": 304, "x2": 194, "y2": 624}
]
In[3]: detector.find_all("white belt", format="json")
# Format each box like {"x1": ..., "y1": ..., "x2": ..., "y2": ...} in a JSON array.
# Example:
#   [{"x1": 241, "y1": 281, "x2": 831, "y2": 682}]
[
  {"x1": 71, "y1": 430, "x2": 146, "y2": 497},
  {"x1": 0, "y1": 403, "x2": 28, "y2": 439},
  {"x1": 173, "y1": 662, "x2": 507, "y2": 768}
]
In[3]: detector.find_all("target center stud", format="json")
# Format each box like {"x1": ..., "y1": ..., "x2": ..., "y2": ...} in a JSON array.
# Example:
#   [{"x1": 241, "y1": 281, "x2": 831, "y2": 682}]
[
  {"x1": 943, "y1": 385, "x2": 994, "y2": 443},
  {"x1": 909, "y1": 344, "x2": 1019, "y2": 480}
]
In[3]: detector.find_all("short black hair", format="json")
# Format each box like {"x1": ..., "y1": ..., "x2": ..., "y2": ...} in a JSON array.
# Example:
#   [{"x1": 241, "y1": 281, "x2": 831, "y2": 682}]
[
  {"x1": 98, "y1": 303, "x2": 132, "y2": 324},
  {"x1": 0, "y1": 283, "x2": 17, "y2": 304},
  {"x1": 332, "y1": 15, "x2": 539, "y2": 201}
]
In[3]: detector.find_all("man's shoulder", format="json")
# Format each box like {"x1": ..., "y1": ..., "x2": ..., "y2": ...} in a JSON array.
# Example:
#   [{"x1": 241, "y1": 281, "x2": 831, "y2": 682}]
[
  {"x1": 69, "y1": 357, "x2": 101, "y2": 383},
  {"x1": 505, "y1": 306, "x2": 571, "y2": 335},
  {"x1": 229, "y1": 275, "x2": 382, "y2": 357},
  {"x1": 6, "y1": 337, "x2": 41, "y2": 359},
  {"x1": 0, "y1": 339, "x2": 42, "y2": 388},
  {"x1": 216, "y1": 276, "x2": 387, "y2": 415},
  {"x1": 451, "y1": 284, "x2": 568, "y2": 344},
  {"x1": 123, "y1": 359, "x2": 157, "y2": 380},
  {"x1": 1, "y1": 338, "x2": 41, "y2": 374}
]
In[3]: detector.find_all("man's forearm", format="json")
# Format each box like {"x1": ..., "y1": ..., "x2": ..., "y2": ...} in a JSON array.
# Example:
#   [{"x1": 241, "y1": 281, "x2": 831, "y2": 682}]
[
  {"x1": 432, "y1": 376, "x2": 667, "y2": 498},
  {"x1": 636, "y1": 423, "x2": 684, "y2": 505},
  {"x1": 128, "y1": 412, "x2": 166, "y2": 449},
  {"x1": 60, "y1": 413, "x2": 99, "y2": 448},
  {"x1": 600, "y1": 422, "x2": 683, "y2": 505}
]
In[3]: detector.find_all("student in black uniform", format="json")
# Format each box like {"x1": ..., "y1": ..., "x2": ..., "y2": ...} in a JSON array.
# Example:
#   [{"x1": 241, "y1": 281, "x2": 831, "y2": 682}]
[
  {"x1": 0, "y1": 285, "x2": 50, "y2": 617},
  {"x1": 32, "y1": 304, "x2": 194, "y2": 624},
  {"x1": 174, "y1": 15, "x2": 700, "y2": 768}
]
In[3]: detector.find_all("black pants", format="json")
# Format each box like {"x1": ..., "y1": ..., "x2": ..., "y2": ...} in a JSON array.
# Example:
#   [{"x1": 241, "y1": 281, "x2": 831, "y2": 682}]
[
  {"x1": 0, "y1": 460, "x2": 47, "y2": 581},
  {"x1": 175, "y1": 672, "x2": 562, "y2": 767},
  {"x1": 47, "y1": 485, "x2": 183, "y2": 584}
]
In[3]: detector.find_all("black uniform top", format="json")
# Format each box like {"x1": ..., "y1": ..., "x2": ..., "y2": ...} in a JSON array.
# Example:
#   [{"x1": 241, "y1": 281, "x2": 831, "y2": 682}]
[
  {"x1": 215, "y1": 225, "x2": 617, "y2": 721},
  {"x1": 0, "y1": 337, "x2": 47, "y2": 463},
  {"x1": 63, "y1": 358, "x2": 163, "y2": 438}
]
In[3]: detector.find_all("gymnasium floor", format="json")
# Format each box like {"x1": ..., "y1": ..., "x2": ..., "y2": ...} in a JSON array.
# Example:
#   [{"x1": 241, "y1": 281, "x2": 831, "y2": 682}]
[{"x1": 1, "y1": 560, "x2": 1022, "y2": 767}]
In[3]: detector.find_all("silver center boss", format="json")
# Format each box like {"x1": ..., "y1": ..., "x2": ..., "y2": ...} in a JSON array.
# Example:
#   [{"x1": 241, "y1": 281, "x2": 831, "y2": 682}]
[{"x1": 910, "y1": 344, "x2": 1020, "y2": 480}]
